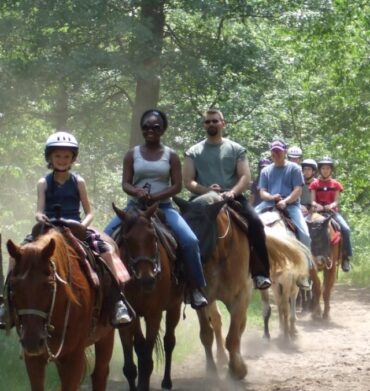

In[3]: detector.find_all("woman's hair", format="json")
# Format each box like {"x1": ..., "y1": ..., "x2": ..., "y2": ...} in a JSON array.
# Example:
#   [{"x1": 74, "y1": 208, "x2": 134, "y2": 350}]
[{"x1": 140, "y1": 109, "x2": 168, "y2": 131}]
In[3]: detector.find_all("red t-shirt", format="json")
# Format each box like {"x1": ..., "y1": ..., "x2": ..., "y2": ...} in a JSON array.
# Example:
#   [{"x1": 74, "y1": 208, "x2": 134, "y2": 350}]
[{"x1": 309, "y1": 178, "x2": 343, "y2": 208}]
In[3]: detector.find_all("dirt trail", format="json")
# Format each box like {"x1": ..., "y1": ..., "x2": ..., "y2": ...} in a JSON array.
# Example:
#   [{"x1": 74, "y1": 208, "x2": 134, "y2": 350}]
[{"x1": 108, "y1": 284, "x2": 370, "y2": 391}]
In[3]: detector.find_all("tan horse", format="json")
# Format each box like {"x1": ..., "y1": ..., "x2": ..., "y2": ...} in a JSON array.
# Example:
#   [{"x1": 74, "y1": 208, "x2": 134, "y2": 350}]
[
  {"x1": 306, "y1": 212, "x2": 341, "y2": 319},
  {"x1": 174, "y1": 193, "x2": 309, "y2": 377},
  {"x1": 257, "y1": 210, "x2": 311, "y2": 340}
]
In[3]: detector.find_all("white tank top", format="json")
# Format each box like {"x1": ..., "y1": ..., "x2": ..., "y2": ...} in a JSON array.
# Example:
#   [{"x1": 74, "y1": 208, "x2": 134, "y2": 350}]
[{"x1": 129, "y1": 145, "x2": 172, "y2": 204}]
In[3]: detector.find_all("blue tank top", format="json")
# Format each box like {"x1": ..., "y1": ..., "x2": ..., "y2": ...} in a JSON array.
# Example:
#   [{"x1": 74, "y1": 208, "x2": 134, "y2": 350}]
[{"x1": 44, "y1": 172, "x2": 81, "y2": 221}]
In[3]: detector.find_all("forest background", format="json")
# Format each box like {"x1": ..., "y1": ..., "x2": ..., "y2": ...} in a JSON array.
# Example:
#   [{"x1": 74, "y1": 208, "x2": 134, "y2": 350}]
[{"x1": 0, "y1": 0, "x2": 369, "y2": 284}]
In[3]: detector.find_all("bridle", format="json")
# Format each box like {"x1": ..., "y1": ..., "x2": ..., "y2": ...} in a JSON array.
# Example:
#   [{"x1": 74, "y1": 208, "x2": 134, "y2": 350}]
[
  {"x1": 15, "y1": 257, "x2": 72, "y2": 362},
  {"x1": 121, "y1": 215, "x2": 161, "y2": 279}
]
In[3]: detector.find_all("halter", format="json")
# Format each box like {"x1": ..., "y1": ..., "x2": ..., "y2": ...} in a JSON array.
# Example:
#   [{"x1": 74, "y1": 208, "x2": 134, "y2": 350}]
[
  {"x1": 16, "y1": 257, "x2": 72, "y2": 362},
  {"x1": 124, "y1": 230, "x2": 162, "y2": 279}
]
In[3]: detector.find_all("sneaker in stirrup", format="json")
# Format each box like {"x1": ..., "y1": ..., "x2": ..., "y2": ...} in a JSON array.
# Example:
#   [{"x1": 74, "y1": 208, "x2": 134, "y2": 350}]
[
  {"x1": 341, "y1": 259, "x2": 351, "y2": 272},
  {"x1": 253, "y1": 275, "x2": 271, "y2": 290},
  {"x1": 112, "y1": 300, "x2": 132, "y2": 327},
  {"x1": 190, "y1": 289, "x2": 208, "y2": 309}
]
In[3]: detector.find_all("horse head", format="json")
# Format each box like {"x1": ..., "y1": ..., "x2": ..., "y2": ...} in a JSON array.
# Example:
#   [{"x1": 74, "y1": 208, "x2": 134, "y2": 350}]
[
  {"x1": 7, "y1": 238, "x2": 56, "y2": 356},
  {"x1": 173, "y1": 194, "x2": 226, "y2": 261},
  {"x1": 306, "y1": 213, "x2": 332, "y2": 269},
  {"x1": 113, "y1": 202, "x2": 160, "y2": 292}
]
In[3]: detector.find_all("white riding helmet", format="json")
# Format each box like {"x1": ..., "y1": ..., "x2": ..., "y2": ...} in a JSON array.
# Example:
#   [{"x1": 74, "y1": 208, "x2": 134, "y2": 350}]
[
  {"x1": 287, "y1": 146, "x2": 303, "y2": 158},
  {"x1": 44, "y1": 131, "x2": 79, "y2": 161},
  {"x1": 301, "y1": 158, "x2": 318, "y2": 171}
]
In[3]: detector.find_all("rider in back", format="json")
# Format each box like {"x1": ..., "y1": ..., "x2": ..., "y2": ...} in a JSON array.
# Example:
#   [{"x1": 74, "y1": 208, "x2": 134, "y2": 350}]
[
  {"x1": 309, "y1": 156, "x2": 352, "y2": 272},
  {"x1": 255, "y1": 139, "x2": 312, "y2": 289},
  {"x1": 300, "y1": 158, "x2": 318, "y2": 216},
  {"x1": 0, "y1": 131, "x2": 132, "y2": 329}
]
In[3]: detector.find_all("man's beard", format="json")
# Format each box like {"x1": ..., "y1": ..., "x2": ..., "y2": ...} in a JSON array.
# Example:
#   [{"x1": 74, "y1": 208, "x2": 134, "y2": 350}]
[{"x1": 206, "y1": 127, "x2": 218, "y2": 136}]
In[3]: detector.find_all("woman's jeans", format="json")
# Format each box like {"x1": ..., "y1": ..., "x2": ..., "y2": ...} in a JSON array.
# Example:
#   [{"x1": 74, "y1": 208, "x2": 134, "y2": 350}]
[{"x1": 104, "y1": 202, "x2": 206, "y2": 288}]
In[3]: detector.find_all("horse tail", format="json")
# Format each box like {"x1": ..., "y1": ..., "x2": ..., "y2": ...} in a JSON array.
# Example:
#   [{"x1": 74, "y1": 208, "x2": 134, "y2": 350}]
[
  {"x1": 154, "y1": 329, "x2": 164, "y2": 368},
  {"x1": 265, "y1": 230, "x2": 309, "y2": 277}
]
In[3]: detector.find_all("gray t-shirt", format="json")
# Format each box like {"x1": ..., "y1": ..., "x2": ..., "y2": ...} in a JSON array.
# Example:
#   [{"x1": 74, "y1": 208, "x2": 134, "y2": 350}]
[{"x1": 185, "y1": 138, "x2": 246, "y2": 192}]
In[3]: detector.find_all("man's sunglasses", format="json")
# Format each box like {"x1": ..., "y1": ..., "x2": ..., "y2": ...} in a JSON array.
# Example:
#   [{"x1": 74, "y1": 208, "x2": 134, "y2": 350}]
[
  {"x1": 141, "y1": 124, "x2": 162, "y2": 132},
  {"x1": 204, "y1": 119, "x2": 220, "y2": 124}
]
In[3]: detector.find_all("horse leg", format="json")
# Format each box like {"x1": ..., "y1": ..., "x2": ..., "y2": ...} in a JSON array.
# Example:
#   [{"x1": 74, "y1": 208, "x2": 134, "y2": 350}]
[
  {"x1": 136, "y1": 314, "x2": 161, "y2": 391},
  {"x1": 197, "y1": 306, "x2": 218, "y2": 374},
  {"x1": 260, "y1": 289, "x2": 271, "y2": 340},
  {"x1": 161, "y1": 303, "x2": 182, "y2": 390},
  {"x1": 322, "y1": 263, "x2": 337, "y2": 320},
  {"x1": 310, "y1": 268, "x2": 322, "y2": 320},
  {"x1": 119, "y1": 321, "x2": 140, "y2": 391},
  {"x1": 225, "y1": 293, "x2": 248, "y2": 380},
  {"x1": 24, "y1": 356, "x2": 47, "y2": 391},
  {"x1": 91, "y1": 329, "x2": 115, "y2": 391},
  {"x1": 57, "y1": 346, "x2": 86, "y2": 391},
  {"x1": 208, "y1": 301, "x2": 228, "y2": 366},
  {"x1": 289, "y1": 286, "x2": 299, "y2": 339}
]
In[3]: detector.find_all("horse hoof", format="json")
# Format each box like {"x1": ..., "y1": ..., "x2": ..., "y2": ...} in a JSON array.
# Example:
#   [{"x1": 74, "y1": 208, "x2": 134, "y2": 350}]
[{"x1": 229, "y1": 361, "x2": 248, "y2": 380}]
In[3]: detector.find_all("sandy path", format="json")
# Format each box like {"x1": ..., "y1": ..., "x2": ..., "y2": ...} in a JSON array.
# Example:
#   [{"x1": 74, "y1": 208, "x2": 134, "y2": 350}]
[{"x1": 108, "y1": 283, "x2": 370, "y2": 391}]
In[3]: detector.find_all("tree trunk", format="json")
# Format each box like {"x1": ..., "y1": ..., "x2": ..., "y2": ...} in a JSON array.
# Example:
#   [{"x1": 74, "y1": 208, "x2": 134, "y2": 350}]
[
  {"x1": 129, "y1": 0, "x2": 165, "y2": 147},
  {"x1": 0, "y1": 234, "x2": 4, "y2": 292}
]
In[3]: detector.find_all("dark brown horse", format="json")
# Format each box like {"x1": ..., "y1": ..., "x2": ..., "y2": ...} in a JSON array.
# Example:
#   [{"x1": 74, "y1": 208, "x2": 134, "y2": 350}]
[
  {"x1": 306, "y1": 212, "x2": 342, "y2": 319},
  {"x1": 112, "y1": 203, "x2": 183, "y2": 391},
  {"x1": 6, "y1": 229, "x2": 114, "y2": 391}
]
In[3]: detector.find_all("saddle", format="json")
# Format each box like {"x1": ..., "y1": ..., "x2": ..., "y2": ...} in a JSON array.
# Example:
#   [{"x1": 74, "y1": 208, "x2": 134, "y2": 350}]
[
  {"x1": 32, "y1": 221, "x2": 101, "y2": 290},
  {"x1": 151, "y1": 213, "x2": 177, "y2": 262},
  {"x1": 258, "y1": 207, "x2": 297, "y2": 236}
]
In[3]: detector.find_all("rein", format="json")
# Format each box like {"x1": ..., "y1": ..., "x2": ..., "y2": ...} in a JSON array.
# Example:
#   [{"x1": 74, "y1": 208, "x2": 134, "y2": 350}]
[{"x1": 218, "y1": 208, "x2": 231, "y2": 239}]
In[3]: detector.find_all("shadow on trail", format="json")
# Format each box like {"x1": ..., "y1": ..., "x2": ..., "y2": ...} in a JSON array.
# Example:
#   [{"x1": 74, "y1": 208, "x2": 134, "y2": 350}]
[{"x1": 108, "y1": 374, "x2": 250, "y2": 391}]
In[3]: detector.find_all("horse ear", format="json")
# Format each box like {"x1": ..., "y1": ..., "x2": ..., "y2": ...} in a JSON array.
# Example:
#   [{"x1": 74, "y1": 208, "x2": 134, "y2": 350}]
[
  {"x1": 112, "y1": 202, "x2": 126, "y2": 221},
  {"x1": 208, "y1": 200, "x2": 227, "y2": 219},
  {"x1": 42, "y1": 238, "x2": 56, "y2": 260},
  {"x1": 7, "y1": 240, "x2": 22, "y2": 261},
  {"x1": 144, "y1": 202, "x2": 158, "y2": 219},
  {"x1": 172, "y1": 196, "x2": 191, "y2": 213}
]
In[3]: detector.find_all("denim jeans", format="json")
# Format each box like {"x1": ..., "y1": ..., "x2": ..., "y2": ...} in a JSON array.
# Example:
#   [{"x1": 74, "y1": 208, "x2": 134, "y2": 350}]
[
  {"x1": 333, "y1": 213, "x2": 353, "y2": 257},
  {"x1": 104, "y1": 202, "x2": 206, "y2": 288}
]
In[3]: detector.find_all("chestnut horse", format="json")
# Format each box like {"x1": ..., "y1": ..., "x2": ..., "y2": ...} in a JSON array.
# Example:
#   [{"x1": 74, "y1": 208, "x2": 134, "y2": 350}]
[
  {"x1": 173, "y1": 193, "x2": 252, "y2": 379},
  {"x1": 6, "y1": 229, "x2": 114, "y2": 391},
  {"x1": 306, "y1": 212, "x2": 342, "y2": 319},
  {"x1": 112, "y1": 203, "x2": 183, "y2": 391}
]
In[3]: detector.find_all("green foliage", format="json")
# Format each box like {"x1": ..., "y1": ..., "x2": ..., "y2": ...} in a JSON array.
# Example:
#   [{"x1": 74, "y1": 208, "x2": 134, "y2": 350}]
[{"x1": 0, "y1": 0, "x2": 368, "y2": 271}]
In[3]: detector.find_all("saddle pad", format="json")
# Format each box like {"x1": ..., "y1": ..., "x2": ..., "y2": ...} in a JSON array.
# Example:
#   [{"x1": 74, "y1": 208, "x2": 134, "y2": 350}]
[{"x1": 259, "y1": 211, "x2": 281, "y2": 227}]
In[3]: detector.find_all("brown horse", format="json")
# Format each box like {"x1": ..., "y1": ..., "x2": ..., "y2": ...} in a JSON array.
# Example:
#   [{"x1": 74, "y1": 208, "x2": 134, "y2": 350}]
[
  {"x1": 112, "y1": 203, "x2": 183, "y2": 391},
  {"x1": 306, "y1": 212, "x2": 342, "y2": 319},
  {"x1": 174, "y1": 193, "x2": 252, "y2": 379},
  {"x1": 6, "y1": 229, "x2": 114, "y2": 391}
]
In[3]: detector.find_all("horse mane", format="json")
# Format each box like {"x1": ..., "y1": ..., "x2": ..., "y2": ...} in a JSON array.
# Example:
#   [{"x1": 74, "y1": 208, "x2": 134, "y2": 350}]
[
  {"x1": 30, "y1": 230, "x2": 80, "y2": 304},
  {"x1": 265, "y1": 229, "x2": 309, "y2": 277},
  {"x1": 192, "y1": 191, "x2": 223, "y2": 204}
]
